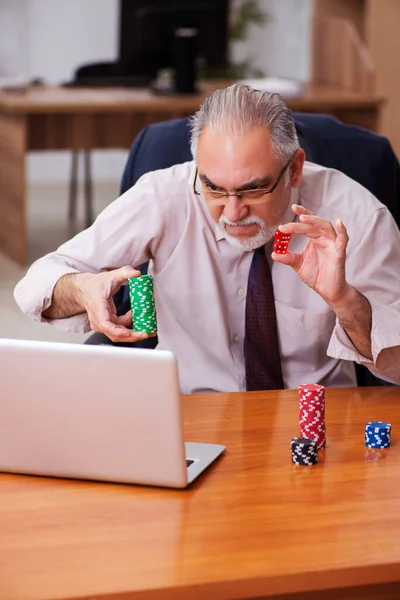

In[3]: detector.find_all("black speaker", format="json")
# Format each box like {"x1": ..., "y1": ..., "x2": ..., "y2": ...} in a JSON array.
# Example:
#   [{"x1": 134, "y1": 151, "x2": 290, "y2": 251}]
[{"x1": 173, "y1": 27, "x2": 198, "y2": 93}]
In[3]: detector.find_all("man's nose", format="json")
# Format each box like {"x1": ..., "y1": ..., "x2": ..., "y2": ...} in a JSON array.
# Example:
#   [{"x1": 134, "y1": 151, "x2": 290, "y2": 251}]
[{"x1": 223, "y1": 194, "x2": 248, "y2": 222}]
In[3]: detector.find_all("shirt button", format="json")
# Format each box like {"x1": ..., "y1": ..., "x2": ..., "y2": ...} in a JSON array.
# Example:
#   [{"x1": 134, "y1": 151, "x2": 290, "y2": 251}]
[
  {"x1": 233, "y1": 335, "x2": 240, "y2": 344},
  {"x1": 237, "y1": 287, "x2": 245, "y2": 297}
]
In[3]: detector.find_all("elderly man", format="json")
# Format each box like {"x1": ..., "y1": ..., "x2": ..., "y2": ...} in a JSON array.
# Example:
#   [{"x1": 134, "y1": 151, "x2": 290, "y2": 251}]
[{"x1": 14, "y1": 84, "x2": 400, "y2": 393}]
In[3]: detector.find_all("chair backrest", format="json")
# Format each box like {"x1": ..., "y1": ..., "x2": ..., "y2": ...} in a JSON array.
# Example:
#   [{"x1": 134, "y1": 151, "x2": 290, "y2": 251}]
[
  {"x1": 113, "y1": 114, "x2": 400, "y2": 387},
  {"x1": 120, "y1": 114, "x2": 400, "y2": 226}
]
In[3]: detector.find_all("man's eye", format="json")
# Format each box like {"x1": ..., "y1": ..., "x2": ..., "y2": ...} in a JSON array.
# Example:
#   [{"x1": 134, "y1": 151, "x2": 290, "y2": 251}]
[{"x1": 206, "y1": 184, "x2": 219, "y2": 191}]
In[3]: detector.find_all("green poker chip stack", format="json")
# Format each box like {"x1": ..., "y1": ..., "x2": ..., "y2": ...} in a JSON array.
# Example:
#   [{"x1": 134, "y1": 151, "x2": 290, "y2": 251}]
[{"x1": 128, "y1": 274, "x2": 158, "y2": 334}]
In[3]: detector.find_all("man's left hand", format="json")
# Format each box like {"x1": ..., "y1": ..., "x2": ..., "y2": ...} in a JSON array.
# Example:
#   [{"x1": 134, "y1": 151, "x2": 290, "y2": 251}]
[{"x1": 272, "y1": 204, "x2": 350, "y2": 307}]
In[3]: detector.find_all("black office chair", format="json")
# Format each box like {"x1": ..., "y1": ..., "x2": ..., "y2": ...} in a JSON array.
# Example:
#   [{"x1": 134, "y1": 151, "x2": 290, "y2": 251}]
[{"x1": 86, "y1": 114, "x2": 400, "y2": 387}]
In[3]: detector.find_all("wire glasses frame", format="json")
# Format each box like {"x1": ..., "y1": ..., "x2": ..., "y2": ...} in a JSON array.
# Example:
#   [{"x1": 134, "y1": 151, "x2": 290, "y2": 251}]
[{"x1": 193, "y1": 154, "x2": 294, "y2": 206}]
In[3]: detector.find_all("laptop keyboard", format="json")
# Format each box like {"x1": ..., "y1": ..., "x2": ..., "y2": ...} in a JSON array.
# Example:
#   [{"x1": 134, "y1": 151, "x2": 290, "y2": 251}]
[{"x1": 186, "y1": 459, "x2": 194, "y2": 467}]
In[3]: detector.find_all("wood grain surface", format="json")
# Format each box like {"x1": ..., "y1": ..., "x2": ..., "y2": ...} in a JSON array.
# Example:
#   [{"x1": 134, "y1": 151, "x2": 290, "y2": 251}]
[
  {"x1": 0, "y1": 82, "x2": 383, "y2": 115},
  {"x1": 1, "y1": 387, "x2": 400, "y2": 600}
]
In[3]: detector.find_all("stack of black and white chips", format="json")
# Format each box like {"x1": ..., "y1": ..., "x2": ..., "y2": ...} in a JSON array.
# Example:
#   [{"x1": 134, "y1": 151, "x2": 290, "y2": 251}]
[{"x1": 291, "y1": 437, "x2": 318, "y2": 466}]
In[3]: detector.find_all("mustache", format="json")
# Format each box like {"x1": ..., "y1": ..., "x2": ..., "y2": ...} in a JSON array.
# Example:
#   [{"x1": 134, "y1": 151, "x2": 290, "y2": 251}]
[{"x1": 219, "y1": 215, "x2": 264, "y2": 227}]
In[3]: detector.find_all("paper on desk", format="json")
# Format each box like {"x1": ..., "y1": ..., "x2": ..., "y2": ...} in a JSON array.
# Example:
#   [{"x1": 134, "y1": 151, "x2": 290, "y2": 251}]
[
  {"x1": 0, "y1": 75, "x2": 32, "y2": 90},
  {"x1": 238, "y1": 77, "x2": 305, "y2": 97}
]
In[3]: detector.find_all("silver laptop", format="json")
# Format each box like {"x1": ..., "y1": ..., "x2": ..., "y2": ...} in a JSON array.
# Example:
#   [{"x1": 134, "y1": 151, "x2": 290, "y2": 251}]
[{"x1": 0, "y1": 338, "x2": 225, "y2": 488}]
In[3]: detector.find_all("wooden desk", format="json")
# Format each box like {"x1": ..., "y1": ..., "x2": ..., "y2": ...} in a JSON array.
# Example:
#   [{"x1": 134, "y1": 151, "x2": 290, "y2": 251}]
[
  {"x1": 1, "y1": 387, "x2": 400, "y2": 600},
  {"x1": 0, "y1": 83, "x2": 384, "y2": 265}
]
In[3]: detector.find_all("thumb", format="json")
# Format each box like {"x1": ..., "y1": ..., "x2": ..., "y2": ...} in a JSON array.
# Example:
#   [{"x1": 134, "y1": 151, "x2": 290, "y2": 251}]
[
  {"x1": 335, "y1": 219, "x2": 349, "y2": 259},
  {"x1": 271, "y1": 251, "x2": 302, "y2": 271},
  {"x1": 114, "y1": 265, "x2": 141, "y2": 283}
]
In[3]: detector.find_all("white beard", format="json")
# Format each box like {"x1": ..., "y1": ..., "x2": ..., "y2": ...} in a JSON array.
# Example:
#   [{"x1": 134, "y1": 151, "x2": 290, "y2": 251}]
[{"x1": 219, "y1": 214, "x2": 279, "y2": 251}]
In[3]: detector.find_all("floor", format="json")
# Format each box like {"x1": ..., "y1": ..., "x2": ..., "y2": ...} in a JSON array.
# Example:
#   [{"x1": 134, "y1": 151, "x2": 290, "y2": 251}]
[{"x1": 0, "y1": 181, "x2": 119, "y2": 344}]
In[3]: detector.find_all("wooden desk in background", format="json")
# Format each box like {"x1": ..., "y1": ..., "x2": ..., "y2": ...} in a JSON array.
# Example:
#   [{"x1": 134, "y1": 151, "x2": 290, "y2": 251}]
[
  {"x1": 1, "y1": 386, "x2": 400, "y2": 600},
  {"x1": 0, "y1": 83, "x2": 384, "y2": 265}
]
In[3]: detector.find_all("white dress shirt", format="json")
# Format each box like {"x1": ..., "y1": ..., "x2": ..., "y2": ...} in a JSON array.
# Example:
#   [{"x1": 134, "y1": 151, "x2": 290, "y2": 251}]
[{"x1": 14, "y1": 161, "x2": 400, "y2": 393}]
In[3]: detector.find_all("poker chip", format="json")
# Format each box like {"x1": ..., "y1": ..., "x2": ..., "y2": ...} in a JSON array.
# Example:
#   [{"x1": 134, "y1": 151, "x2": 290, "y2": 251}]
[
  {"x1": 299, "y1": 383, "x2": 326, "y2": 450},
  {"x1": 128, "y1": 275, "x2": 158, "y2": 334},
  {"x1": 273, "y1": 229, "x2": 291, "y2": 254},
  {"x1": 291, "y1": 437, "x2": 318, "y2": 466},
  {"x1": 365, "y1": 421, "x2": 392, "y2": 449}
]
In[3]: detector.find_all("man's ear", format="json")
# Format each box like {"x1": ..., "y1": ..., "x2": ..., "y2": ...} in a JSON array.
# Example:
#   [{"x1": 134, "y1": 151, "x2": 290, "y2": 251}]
[{"x1": 290, "y1": 149, "x2": 306, "y2": 188}]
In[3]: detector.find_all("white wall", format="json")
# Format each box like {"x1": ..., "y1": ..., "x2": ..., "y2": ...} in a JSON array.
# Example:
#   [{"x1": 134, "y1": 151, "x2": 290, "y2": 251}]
[
  {"x1": 25, "y1": 0, "x2": 127, "y2": 184},
  {"x1": 231, "y1": 0, "x2": 313, "y2": 81},
  {"x1": 0, "y1": 0, "x2": 126, "y2": 183},
  {"x1": 0, "y1": 0, "x2": 313, "y2": 183},
  {"x1": 27, "y1": 0, "x2": 119, "y2": 84},
  {"x1": 0, "y1": 0, "x2": 29, "y2": 77}
]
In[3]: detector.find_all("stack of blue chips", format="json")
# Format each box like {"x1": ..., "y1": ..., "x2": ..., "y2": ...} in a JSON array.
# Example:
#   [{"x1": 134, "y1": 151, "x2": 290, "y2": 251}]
[{"x1": 365, "y1": 421, "x2": 392, "y2": 448}]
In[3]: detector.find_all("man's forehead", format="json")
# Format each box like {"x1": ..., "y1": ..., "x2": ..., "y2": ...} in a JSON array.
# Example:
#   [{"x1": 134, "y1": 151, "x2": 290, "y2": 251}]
[{"x1": 197, "y1": 127, "x2": 275, "y2": 169}]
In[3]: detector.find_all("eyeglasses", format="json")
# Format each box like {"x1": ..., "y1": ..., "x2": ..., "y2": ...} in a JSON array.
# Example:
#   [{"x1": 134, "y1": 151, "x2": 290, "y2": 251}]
[{"x1": 193, "y1": 155, "x2": 294, "y2": 206}]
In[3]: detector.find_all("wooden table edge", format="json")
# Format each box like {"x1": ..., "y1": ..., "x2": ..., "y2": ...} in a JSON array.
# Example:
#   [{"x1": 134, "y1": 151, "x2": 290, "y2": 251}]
[
  {"x1": 55, "y1": 564, "x2": 400, "y2": 600},
  {"x1": 0, "y1": 87, "x2": 386, "y2": 115}
]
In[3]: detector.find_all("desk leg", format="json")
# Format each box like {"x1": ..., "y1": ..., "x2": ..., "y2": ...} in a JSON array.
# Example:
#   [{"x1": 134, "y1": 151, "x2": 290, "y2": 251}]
[
  {"x1": 0, "y1": 113, "x2": 27, "y2": 264},
  {"x1": 84, "y1": 150, "x2": 93, "y2": 228}
]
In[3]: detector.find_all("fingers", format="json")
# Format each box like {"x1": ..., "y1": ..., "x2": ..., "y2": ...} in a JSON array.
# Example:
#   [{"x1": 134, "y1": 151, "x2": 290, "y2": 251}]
[
  {"x1": 291, "y1": 203, "x2": 314, "y2": 217},
  {"x1": 109, "y1": 326, "x2": 157, "y2": 344},
  {"x1": 88, "y1": 302, "x2": 153, "y2": 343},
  {"x1": 116, "y1": 310, "x2": 132, "y2": 327},
  {"x1": 286, "y1": 208, "x2": 347, "y2": 245},
  {"x1": 272, "y1": 250, "x2": 303, "y2": 270},
  {"x1": 88, "y1": 299, "x2": 126, "y2": 337},
  {"x1": 84, "y1": 266, "x2": 155, "y2": 343},
  {"x1": 100, "y1": 320, "x2": 153, "y2": 344},
  {"x1": 280, "y1": 214, "x2": 337, "y2": 240},
  {"x1": 94, "y1": 314, "x2": 155, "y2": 343},
  {"x1": 273, "y1": 217, "x2": 349, "y2": 275}
]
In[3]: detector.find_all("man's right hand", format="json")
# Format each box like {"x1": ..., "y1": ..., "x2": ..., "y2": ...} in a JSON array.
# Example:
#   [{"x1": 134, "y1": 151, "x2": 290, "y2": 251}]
[
  {"x1": 80, "y1": 266, "x2": 157, "y2": 343},
  {"x1": 44, "y1": 266, "x2": 156, "y2": 344}
]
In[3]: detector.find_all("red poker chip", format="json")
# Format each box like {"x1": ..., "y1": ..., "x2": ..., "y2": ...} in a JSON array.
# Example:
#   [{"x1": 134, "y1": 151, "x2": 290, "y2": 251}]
[
  {"x1": 299, "y1": 384, "x2": 325, "y2": 391},
  {"x1": 302, "y1": 423, "x2": 325, "y2": 431},
  {"x1": 299, "y1": 388, "x2": 325, "y2": 392}
]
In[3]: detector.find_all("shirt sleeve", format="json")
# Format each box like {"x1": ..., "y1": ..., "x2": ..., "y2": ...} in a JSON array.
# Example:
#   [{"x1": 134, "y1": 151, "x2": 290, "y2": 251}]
[
  {"x1": 327, "y1": 206, "x2": 400, "y2": 385},
  {"x1": 14, "y1": 172, "x2": 168, "y2": 333}
]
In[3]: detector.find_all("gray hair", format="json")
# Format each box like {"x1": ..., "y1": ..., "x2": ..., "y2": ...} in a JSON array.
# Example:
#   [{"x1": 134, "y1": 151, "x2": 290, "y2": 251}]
[{"x1": 189, "y1": 83, "x2": 299, "y2": 162}]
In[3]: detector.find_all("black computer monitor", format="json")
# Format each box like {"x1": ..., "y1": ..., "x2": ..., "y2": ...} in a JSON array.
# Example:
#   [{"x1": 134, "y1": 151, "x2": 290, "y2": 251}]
[{"x1": 119, "y1": 0, "x2": 230, "y2": 78}]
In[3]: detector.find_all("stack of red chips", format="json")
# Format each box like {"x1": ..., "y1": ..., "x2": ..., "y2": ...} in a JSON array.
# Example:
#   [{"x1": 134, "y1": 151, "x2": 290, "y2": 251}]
[{"x1": 298, "y1": 384, "x2": 326, "y2": 449}]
